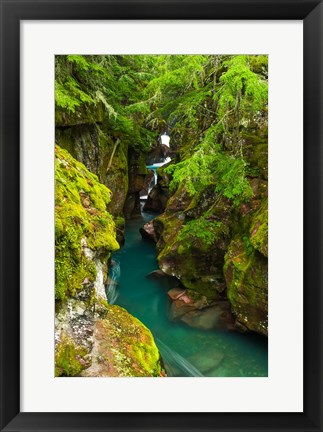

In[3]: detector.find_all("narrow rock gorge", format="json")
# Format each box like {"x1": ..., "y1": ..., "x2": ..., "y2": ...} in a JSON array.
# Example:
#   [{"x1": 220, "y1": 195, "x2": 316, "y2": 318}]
[{"x1": 55, "y1": 54, "x2": 268, "y2": 377}]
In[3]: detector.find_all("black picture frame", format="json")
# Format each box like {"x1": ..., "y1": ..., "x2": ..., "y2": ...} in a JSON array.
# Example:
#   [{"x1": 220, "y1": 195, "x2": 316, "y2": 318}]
[{"x1": 0, "y1": 1, "x2": 322, "y2": 431}]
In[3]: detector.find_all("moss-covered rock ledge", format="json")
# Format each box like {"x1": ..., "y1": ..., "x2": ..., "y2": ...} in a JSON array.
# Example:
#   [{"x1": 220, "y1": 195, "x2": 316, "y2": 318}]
[
  {"x1": 55, "y1": 144, "x2": 119, "y2": 301},
  {"x1": 55, "y1": 146, "x2": 165, "y2": 377},
  {"x1": 56, "y1": 303, "x2": 165, "y2": 378}
]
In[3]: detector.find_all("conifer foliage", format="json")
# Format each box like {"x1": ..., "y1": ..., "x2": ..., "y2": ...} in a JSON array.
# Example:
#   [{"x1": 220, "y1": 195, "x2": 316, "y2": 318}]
[{"x1": 55, "y1": 54, "x2": 268, "y2": 205}]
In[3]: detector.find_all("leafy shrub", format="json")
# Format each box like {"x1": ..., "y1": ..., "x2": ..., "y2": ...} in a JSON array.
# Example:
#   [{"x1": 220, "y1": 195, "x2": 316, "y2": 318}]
[{"x1": 178, "y1": 216, "x2": 229, "y2": 247}]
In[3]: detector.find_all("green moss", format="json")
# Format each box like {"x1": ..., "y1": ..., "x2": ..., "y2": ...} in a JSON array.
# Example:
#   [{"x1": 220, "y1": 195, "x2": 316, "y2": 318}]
[
  {"x1": 55, "y1": 237, "x2": 97, "y2": 301},
  {"x1": 224, "y1": 236, "x2": 268, "y2": 335},
  {"x1": 55, "y1": 118, "x2": 129, "y2": 218},
  {"x1": 90, "y1": 305, "x2": 164, "y2": 377},
  {"x1": 114, "y1": 215, "x2": 125, "y2": 233},
  {"x1": 110, "y1": 305, "x2": 162, "y2": 376},
  {"x1": 115, "y1": 216, "x2": 125, "y2": 228},
  {"x1": 249, "y1": 198, "x2": 268, "y2": 256},
  {"x1": 165, "y1": 183, "x2": 193, "y2": 213},
  {"x1": 177, "y1": 244, "x2": 185, "y2": 255},
  {"x1": 138, "y1": 152, "x2": 148, "y2": 176},
  {"x1": 178, "y1": 217, "x2": 229, "y2": 248},
  {"x1": 55, "y1": 145, "x2": 119, "y2": 300},
  {"x1": 55, "y1": 334, "x2": 89, "y2": 377},
  {"x1": 154, "y1": 213, "x2": 226, "y2": 299},
  {"x1": 156, "y1": 165, "x2": 171, "y2": 188},
  {"x1": 101, "y1": 137, "x2": 129, "y2": 215},
  {"x1": 242, "y1": 130, "x2": 268, "y2": 179},
  {"x1": 154, "y1": 213, "x2": 184, "y2": 259}
]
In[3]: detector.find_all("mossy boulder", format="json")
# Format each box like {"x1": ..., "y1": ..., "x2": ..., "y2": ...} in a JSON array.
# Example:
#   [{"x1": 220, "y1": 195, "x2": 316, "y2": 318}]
[
  {"x1": 164, "y1": 183, "x2": 193, "y2": 214},
  {"x1": 55, "y1": 145, "x2": 119, "y2": 301},
  {"x1": 56, "y1": 301, "x2": 165, "y2": 377},
  {"x1": 153, "y1": 188, "x2": 231, "y2": 299},
  {"x1": 81, "y1": 305, "x2": 165, "y2": 377},
  {"x1": 154, "y1": 213, "x2": 184, "y2": 258},
  {"x1": 168, "y1": 289, "x2": 234, "y2": 331},
  {"x1": 157, "y1": 234, "x2": 227, "y2": 299},
  {"x1": 224, "y1": 237, "x2": 268, "y2": 336},
  {"x1": 153, "y1": 163, "x2": 268, "y2": 335}
]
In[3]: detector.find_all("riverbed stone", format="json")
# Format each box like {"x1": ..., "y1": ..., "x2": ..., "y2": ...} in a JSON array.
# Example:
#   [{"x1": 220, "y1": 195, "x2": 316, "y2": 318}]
[
  {"x1": 181, "y1": 303, "x2": 235, "y2": 330},
  {"x1": 187, "y1": 350, "x2": 224, "y2": 374},
  {"x1": 167, "y1": 288, "x2": 235, "y2": 331}
]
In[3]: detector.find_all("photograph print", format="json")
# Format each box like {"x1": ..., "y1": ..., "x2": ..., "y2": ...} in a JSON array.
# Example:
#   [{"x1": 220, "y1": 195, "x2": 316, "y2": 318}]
[{"x1": 54, "y1": 54, "x2": 268, "y2": 378}]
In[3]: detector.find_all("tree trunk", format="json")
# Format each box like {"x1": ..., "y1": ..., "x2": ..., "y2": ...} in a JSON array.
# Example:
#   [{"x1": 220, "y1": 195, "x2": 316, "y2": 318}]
[{"x1": 106, "y1": 138, "x2": 120, "y2": 172}]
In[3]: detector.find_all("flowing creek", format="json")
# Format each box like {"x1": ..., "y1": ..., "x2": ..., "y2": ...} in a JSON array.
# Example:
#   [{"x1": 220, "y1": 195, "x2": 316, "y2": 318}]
[{"x1": 109, "y1": 208, "x2": 268, "y2": 377}]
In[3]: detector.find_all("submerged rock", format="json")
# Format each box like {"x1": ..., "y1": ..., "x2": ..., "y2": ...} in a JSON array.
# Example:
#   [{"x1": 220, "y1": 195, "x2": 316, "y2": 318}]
[
  {"x1": 181, "y1": 304, "x2": 234, "y2": 331},
  {"x1": 167, "y1": 289, "x2": 234, "y2": 331},
  {"x1": 167, "y1": 287, "x2": 186, "y2": 301},
  {"x1": 187, "y1": 350, "x2": 224, "y2": 375}
]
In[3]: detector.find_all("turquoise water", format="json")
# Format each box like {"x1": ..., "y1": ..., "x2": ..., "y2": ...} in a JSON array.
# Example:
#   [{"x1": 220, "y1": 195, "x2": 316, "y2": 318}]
[{"x1": 111, "y1": 209, "x2": 268, "y2": 377}]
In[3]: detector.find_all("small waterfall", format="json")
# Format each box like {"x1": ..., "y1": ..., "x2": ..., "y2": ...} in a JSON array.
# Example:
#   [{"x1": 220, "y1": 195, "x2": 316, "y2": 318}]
[
  {"x1": 156, "y1": 339, "x2": 204, "y2": 377},
  {"x1": 146, "y1": 157, "x2": 171, "y2": 196},
  {"x1": 148, "y1": 168, "x2": 158, "y2": 194},
  {"x1": 163, "y1": 156, "x2": 171, "y2": 165},
  {"x1": 147, "y1": 157, "x2": 171, "y2": 170},
  {"x1": 106, "y1": 259, "x2": 120, "y2": 304}
]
